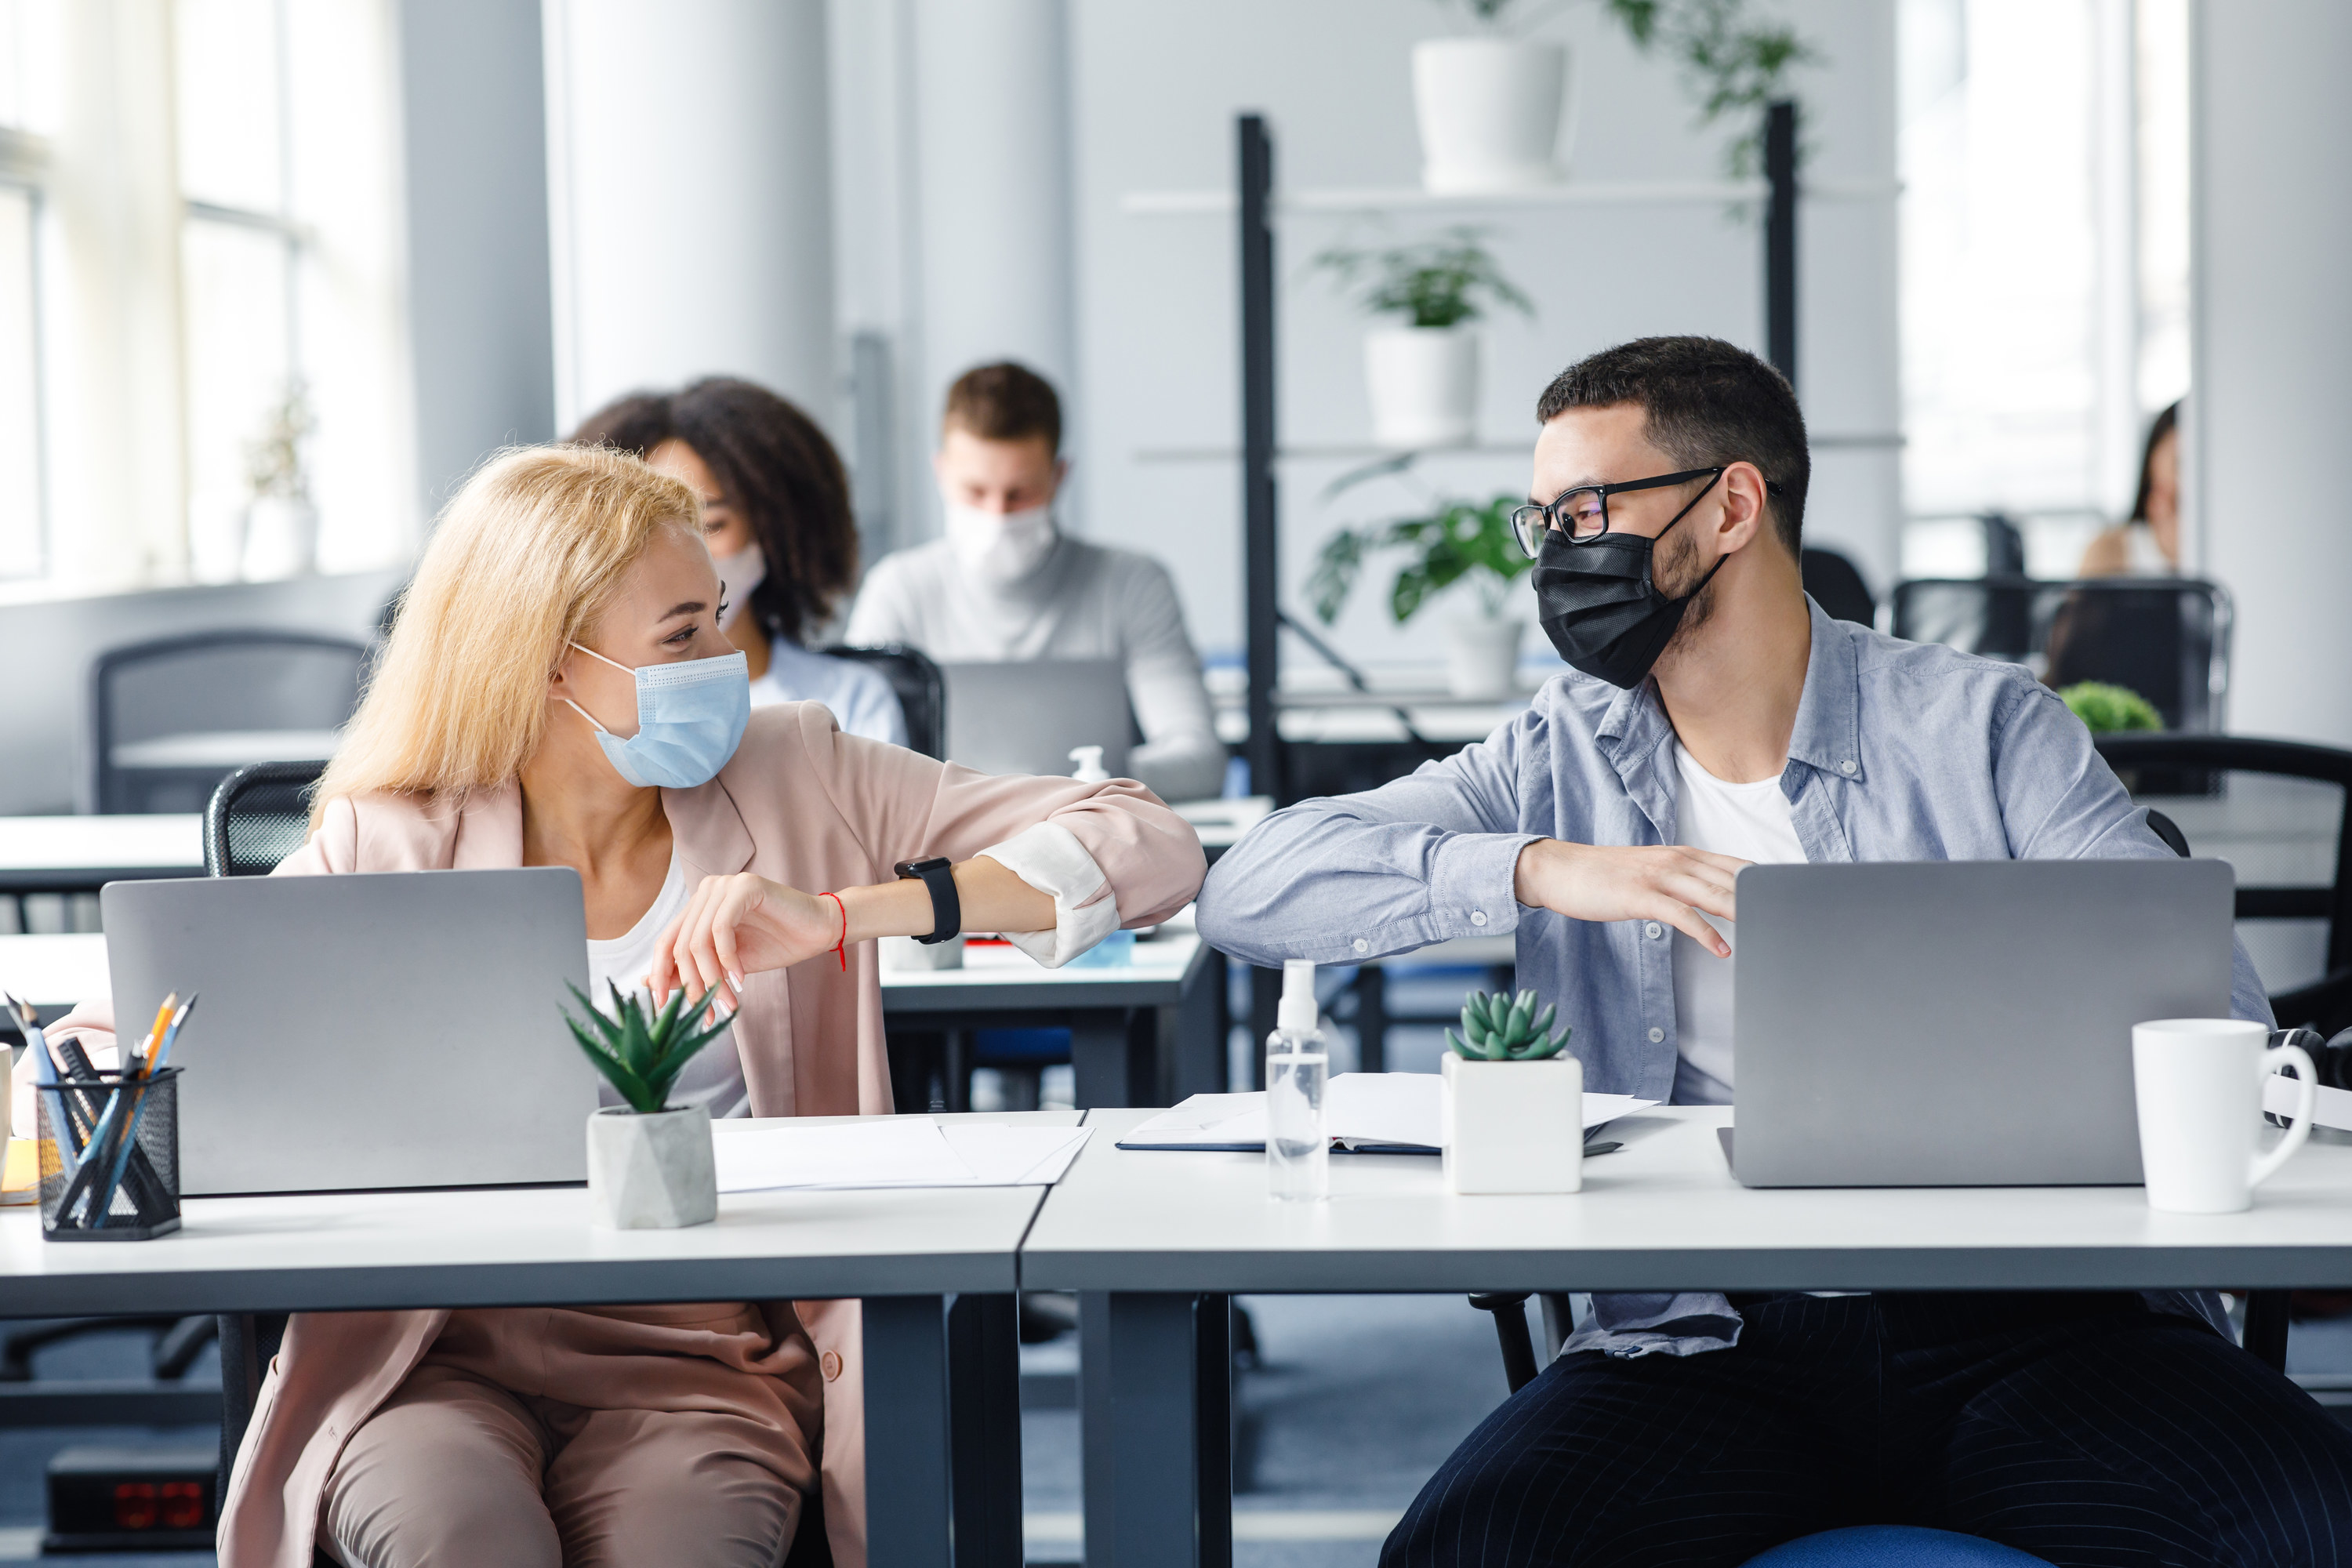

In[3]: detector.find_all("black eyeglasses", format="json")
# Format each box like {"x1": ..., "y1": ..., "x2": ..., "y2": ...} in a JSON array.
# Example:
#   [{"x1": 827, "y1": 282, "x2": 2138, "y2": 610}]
[{"x1": 1510, "y1": 466, "x2": 1779, "y2": 558}]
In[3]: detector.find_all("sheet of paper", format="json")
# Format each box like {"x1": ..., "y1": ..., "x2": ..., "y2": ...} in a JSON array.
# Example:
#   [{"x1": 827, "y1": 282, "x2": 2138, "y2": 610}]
[
  {"x1": 711, "y1": 1118, "x2": 1091, "y2": 1193},
  {"x1": 1118, "y1": 1075, "x2": 1658, "y2": 1150},
  {"x1": 2263, "y1": 1073, "x2": 2352, "y2": 1132}
]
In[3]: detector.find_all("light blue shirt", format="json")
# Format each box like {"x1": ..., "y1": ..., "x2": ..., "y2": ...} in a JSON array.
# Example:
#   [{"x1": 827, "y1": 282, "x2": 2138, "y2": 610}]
[
  {"x1": 749, "y1": 637, "x2": 907, "y2": 747},
  {"x1": 1197, "y1": 599, "x2": 2263, "y2": 1356}
]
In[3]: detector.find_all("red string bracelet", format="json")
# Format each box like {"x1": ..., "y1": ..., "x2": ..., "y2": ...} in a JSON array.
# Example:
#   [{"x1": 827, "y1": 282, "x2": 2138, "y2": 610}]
[{"x1": 821, "y1": 891, "x2": 848, "y2": 971}]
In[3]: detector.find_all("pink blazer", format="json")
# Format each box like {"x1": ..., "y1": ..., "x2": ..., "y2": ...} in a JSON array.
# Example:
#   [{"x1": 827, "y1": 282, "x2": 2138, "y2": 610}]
[{"x1": 55, "y1": 704, "x2": 1204, "y2": 1568}]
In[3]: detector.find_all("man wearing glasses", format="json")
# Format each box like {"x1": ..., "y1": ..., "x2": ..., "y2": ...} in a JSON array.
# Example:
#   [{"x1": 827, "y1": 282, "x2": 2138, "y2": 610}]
[{"x1": 1196, "y1": 337, "x2": 2352, "y2": 1563}]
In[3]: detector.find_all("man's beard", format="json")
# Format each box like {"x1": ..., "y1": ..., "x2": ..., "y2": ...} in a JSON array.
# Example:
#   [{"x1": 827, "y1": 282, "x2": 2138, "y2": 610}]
[{"x1": 1653, "y1": 522, "x2": 1720, "y2": 667}]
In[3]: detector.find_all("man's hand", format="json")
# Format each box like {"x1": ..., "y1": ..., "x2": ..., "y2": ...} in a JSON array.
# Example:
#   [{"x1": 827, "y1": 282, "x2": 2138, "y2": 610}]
[{"x1": 1512, "y1": 838, "x2": 1747, "y2": 957}]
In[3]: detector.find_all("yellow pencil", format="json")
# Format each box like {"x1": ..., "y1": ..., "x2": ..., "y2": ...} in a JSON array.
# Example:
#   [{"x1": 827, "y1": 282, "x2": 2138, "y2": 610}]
[{"x1": 138, "y1": 993, "x2": 177, "y2": 1077}]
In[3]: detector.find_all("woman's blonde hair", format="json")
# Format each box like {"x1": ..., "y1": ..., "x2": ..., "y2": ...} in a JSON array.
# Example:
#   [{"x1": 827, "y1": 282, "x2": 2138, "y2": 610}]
[{"x1": 312, "y1": 445, "x2": 701, "y2": 823}]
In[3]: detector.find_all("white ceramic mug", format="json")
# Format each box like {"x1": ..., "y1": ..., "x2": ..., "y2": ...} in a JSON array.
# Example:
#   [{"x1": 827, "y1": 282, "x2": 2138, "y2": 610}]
[{"x1": 2132, "y1": 1018, "x2": 2316, "y2": 1213}]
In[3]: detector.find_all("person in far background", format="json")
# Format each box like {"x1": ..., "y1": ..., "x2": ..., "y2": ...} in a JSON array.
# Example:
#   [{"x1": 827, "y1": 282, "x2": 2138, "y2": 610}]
[
  {"x1": 572, "y1": 378, "x2": 908, "y2": 745},
  {"x1": 844, "y1": 361, "x2": 1227, "y2": 802},
  {"x1": 2078, "y1": 400, "x2": 2182, "y2": 577}
]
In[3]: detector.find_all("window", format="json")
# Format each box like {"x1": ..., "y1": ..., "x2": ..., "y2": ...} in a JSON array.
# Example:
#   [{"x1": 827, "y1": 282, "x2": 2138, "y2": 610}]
[
  {"x1": 0, "y1": 0, "x2": 55, "y2": 580},
  {"x1": 1897, "y1": 0, "x2": 2190, "y2": 577}
]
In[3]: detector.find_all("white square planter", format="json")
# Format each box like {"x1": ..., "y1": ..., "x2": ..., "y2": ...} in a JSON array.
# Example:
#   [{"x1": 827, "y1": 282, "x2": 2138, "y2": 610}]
[
  {"x1": 586, "y1": 1105, "x2": 717, "y2": 1229},
  {"x1": 1442, "y1": 1052, "x2": 1582, "y2": 1195}
]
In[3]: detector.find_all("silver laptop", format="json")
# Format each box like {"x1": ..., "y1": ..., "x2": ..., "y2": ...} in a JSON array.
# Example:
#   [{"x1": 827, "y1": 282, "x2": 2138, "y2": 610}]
[
  {"x1": 1727, "y1": 858, "x2": 2234, "y2": 1187},
  {"x1": 102, "y1": 869, "x2": 598, "y2": 1196},
  {"x1": 942, "y1": 658, "x2": 1133, "y2": 779}
]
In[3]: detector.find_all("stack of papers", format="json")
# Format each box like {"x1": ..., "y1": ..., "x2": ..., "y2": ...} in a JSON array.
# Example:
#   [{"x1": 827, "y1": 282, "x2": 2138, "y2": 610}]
[
  {"x1": 712, "y1": 1119, "x2": 1092, "y2": 1195},
  {"x1": 1117, "y1": 1073, "x2": 1656, "y2": 1152}
]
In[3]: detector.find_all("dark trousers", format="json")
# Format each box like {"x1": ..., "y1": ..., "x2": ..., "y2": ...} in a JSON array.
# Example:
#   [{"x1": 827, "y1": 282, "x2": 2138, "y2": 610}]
[{"x1": 1383, "y1": 1292, "x2": 2352, "y2": 1568}]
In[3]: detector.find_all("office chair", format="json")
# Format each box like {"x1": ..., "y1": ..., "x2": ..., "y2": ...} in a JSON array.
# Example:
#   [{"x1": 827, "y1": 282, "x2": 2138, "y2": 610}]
[
  {"x1": 1800, "y1": 547, "x2": 1876, "y2": 628},
  {"x1": 87, "y1": 630, "x2": 370, "y2": 815},
  {"x1": 821, "y1": 642, "x2": 946, "y2": 759},
  {"x1": 204, "y1": 760, "x2": 328, "y2": 879}
]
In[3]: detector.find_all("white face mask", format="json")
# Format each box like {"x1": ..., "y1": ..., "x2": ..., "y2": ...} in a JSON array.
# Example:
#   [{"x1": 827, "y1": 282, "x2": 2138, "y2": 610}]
[
  {"x1": 942, "y1": 495, "x2": 1056, "y2": 586},
  {"x1": 712, "y1": 540, "x2": 765, "y2": 631}
]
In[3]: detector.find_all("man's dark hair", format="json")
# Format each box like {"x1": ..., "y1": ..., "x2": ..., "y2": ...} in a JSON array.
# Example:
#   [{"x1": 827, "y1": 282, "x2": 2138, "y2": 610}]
[
  {"x1": 571, "y1": 377, "x2": 858, "y2": 648},
  {"x1": 943, "y1": 361, "x2": 1062, "y2": 455},
  {"x1": 1534, "y1": 336, "x2": 1809, "y2": 554}
]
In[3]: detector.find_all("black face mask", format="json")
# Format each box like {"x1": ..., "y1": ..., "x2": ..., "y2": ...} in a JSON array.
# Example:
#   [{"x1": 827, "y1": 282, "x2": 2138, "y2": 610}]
[{"x1": 1531, "y1": 476, "x2": 1727, "y2": 689}]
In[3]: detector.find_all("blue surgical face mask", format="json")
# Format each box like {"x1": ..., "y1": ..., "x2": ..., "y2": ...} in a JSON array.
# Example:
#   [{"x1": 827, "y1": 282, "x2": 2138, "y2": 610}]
[{"x1": 563, "y1": 641, "x2": 750, "y2": 789}]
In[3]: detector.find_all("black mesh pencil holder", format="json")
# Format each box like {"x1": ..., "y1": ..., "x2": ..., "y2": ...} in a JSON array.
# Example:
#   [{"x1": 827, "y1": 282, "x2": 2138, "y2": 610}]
[{"x1": 37, "y1": 1069, "x2": 183, "y2": 1242}]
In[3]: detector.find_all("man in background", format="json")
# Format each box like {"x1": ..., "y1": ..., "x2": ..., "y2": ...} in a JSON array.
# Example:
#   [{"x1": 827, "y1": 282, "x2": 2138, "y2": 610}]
[{"x1": 847, "y1": 361, "x2": 1227, "y2": 802}]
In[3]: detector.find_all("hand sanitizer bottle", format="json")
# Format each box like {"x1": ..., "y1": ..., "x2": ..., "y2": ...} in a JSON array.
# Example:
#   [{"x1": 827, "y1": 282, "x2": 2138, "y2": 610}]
[{"x1": 1265, "y1": 959, "x2": 1330, "y2": 1201}]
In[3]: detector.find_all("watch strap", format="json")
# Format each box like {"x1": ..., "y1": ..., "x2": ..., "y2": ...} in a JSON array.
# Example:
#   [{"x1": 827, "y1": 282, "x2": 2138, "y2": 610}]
[{"x1": 893, "y1": 857, "x2": 962, "y2": 945}]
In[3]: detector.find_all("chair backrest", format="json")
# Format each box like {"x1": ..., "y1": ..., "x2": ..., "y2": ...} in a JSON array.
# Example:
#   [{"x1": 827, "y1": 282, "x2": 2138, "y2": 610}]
[
  {"x1": 89, "y1": 630, "x2": 370, "y2": 813},
  {"x1": 1799, "y1": 547, "x2": 1875, "y2": 626},
  {"x1": 820, "y1": 643, "x2": 946, "y2": 759},
  {"x1": 1889, "y1": 577, "x2": 2231, "y2": 732},
  {"x1": 204, "y1": 760, "x2": 328, "y2": 877},
  {"x1": 2093, "y1": 733, "x2": 2352, "y2": 1033}
]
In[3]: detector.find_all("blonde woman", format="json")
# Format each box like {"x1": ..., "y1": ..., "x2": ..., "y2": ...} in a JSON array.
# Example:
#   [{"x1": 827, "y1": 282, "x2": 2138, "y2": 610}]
[{"x1": 28, "y1": 446, "x2": 1205, "y2": 1568}]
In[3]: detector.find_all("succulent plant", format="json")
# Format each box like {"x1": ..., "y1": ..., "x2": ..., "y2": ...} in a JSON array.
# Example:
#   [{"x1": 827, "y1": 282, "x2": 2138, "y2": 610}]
[
  {"x1": 561, "y1": 982, "x2": 733, "y2": 1114},
  {"x1": 1447, "y1": 989, "x2": 1571, "y2": 1062}
]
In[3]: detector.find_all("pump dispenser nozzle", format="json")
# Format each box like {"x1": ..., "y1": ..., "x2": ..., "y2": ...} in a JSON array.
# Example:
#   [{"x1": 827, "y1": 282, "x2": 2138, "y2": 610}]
[{"x1": 1278, "y1": 959, "x2": 1318, "y2": 1035}]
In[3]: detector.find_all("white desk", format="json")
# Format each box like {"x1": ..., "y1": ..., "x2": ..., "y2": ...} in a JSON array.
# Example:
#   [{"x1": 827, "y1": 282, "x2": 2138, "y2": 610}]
[
  {"x1": 0, "y1": 815, "x2": 205, "y2": 896},
  {"x1": 1028, "y1": 1105, "x2": 2352, "y2": 1568},
  {"x1": 882, "y1": 934, "x2": 1216, "y2": 1108},
  {"x1": 2, "y1": 1109, "x2": 1075, "y2": 1567},
  {"x1": 1172, "y1": 796, "x2": 1272, "y2": 859},
  {"x1": 0, "y1": 933, "x2": 107, "y2": 1012}
]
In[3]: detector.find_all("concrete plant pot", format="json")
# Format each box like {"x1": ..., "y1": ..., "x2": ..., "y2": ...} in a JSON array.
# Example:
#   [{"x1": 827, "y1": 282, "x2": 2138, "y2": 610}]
[
  {"x1": 881, "y1": 933, "x2": 965, "y2": 971},
  {"x1": 1443, "y1": 1051, "x2": 1583, "y2": 1194},
  {"x1": 586, "y1": 1104, "x2": 717, "y2": 1229},
  {"x1": 1447, "y1": 615, "x2": 1525, "y2": 700},
  {"x1": 1412, "y1": 38, "x2": 1570, "y2": 194},
  {"x1": 1364, "y1": 325, "x2": 1479, "y2": 449}
]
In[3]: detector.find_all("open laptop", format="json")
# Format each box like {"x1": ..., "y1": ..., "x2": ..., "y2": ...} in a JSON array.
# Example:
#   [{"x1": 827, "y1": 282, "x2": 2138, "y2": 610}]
[
  {"x1": 102, "y1": 869, "x2": 598, "y2": 1196},
  {"x1": 1725, "y1": 858, "x2": 2234, "y2": 1187},
  {"x1": 941, "y1": 658, "x2": 1134, "y2": 779}
]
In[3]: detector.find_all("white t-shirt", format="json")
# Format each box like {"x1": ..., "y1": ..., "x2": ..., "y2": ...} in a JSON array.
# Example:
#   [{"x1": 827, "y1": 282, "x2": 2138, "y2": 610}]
[
  {"x1": 584, "y1": 849, "x2": 749, "y2": 1120},
  {"x1": 1668, "y1": 741, "x2": 1806, "y2": 1106},
  {"x1": 748, "y1": 636, "x2": 907, "y2": 746}
]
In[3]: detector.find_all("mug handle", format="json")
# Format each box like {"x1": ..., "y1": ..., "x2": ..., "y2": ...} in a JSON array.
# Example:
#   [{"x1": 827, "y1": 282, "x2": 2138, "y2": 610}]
[{"x1": 2250, "y1": 1043, "x2": 2318, "y2": 1190}]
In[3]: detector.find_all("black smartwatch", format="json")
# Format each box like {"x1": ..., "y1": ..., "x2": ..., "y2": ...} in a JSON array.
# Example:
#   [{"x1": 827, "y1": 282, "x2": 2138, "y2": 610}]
[{"x1": 893, "y1": 856, "x2": 962, "y2": 945}]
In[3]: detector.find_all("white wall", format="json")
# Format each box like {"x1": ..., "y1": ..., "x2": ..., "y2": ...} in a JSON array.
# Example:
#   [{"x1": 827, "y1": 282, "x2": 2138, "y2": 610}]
[
  {"x1": 1062, "y1": 0, "x2": 1900, "y2": 671},
  {"x1": 545, "y1": 0, "x2": 837, "y2": 437},
  {"x1": 2190, "y1": 0, "x2": 2352, "y2": 747}
]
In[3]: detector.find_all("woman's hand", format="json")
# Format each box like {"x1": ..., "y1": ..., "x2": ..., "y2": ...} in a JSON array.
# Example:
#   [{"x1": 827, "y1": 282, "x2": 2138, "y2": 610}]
[
  {"x1": 649, "y1": 873, "x2": 844, "y2": 1015},
  {"x1": 1512, "y1": 838, "x2": 1748, "y2": 957}
]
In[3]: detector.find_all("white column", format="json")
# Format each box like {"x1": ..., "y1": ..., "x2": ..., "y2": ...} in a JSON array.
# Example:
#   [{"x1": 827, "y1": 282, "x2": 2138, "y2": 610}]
[
  {"x1": 2189, "y1": 0, "x2": 2352, "y2": 745},
  {"x1": 906, "y1": 0, "x2": 1076, "y2": 521},
  {"x1": 546, "y1": 0, "x2": 837, "y2": 434}
]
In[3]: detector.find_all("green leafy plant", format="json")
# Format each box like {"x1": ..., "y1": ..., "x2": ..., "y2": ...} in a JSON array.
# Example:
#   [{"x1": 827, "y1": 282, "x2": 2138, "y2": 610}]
[
  {"x1": 1313, "y1": 230, "x2": 1534, "y2": 330},
  {"x1": 1429, "y1": 0, "x2": 1817, "y2": 176},
  {"x1": 1448, "y1": 989, "x2": 1572, "y2": 1062},
  {"x1": 1310, "y1": 494, "x2": 1530, "y2": 625},
  {"x1": 561, "y1": 982, "x2": 733, "y2": 1114},
  {"x1": 2059, "y1": 681, "x2": 2164, "y2": 735}
]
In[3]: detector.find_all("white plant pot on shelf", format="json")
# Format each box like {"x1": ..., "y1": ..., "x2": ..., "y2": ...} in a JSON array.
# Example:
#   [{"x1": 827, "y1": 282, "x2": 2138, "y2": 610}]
[
  {"x1": 1447, "y1": 615, "x2": 1524, "y2": 701},
  {"x1": 1412, "y1": 38, "x2": 1570, "y2": 194},
  {"x1": 241, "y1": 494, "x2": 318, "y2": 580},
  {"x1": 1365, "y1": 326, "x2": 1479, "y2": 450},
  {"x1": 1442, "y1": 1051, "x2": 1582, "y2": 1195},
  {"x1": 586, "y1": 1104, "x2": 717, "y2": 1229}
]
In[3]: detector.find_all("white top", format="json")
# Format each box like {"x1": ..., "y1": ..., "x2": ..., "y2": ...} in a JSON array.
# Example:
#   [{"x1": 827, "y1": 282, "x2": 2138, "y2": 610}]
[
  {"x1": 748, "y1": 637, "x2": 907, "y2": 746},
  {"x1": 584, "y1": 850, "x2": 750, "y2": 1119},
  {"x1": 1668, "y1": 742, "x2": 1806, "y2": 1106},
  {"x1": 844, "y1": 534, "x2": 1226, "y2": 802},
  {"x1": 2121, "y1": 522, "x2": 2176, "y2": 576}
]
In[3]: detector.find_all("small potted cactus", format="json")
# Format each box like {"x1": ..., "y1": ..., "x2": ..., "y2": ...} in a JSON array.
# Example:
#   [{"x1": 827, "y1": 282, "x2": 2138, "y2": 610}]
[
  {"x1": 1441, "y1": 988, "x2": 1582, "y2": 1194},
  {"x1": 563, "y1": 983, "x2": 732, "y2": 1229}
]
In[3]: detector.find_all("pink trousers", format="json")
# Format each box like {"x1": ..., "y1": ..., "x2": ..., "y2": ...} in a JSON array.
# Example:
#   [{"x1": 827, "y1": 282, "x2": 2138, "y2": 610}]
[{"x1": 320, "y1": 1303, "x2": 822, "y2": 1568}]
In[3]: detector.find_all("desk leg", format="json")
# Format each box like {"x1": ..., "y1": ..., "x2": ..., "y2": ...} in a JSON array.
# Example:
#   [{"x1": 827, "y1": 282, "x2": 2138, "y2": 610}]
[
  {"x1": 864, "y1": 1295, "x2": 952, "y2": 1568},
  {"x1": 1080, "y1": 1291, "x2": 1233, "y2": 1568},
  {"x1": 948, "y1": 1294, "x2": 1022, "y2": 1568},
  {"x1": 1072, "y1": 1008, "x2": 1146, "y2": 1108}
]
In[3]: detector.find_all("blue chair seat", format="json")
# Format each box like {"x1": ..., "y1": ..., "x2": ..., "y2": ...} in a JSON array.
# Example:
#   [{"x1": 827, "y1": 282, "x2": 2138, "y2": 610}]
[{"x1": 1741, "y1": 1526, "x2": 2056, "y2": 1566}]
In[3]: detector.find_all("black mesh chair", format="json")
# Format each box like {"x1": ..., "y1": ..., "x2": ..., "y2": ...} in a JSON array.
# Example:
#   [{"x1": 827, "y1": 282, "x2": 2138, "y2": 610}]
[
  {"x1": 1799, "y1": 546, "x2": 1875, "y2": 627},
  {"x1": 89, "y1": 631, "x2": 370, "y2": 815},
  {"x1": 1889, "y1": 577, "x2": 2232, "y2": 732},
  {"x1": 821, "y1": 643, "x2": 946, "y2": 759}
]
